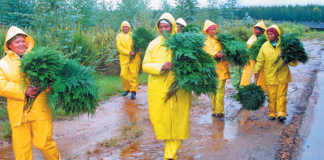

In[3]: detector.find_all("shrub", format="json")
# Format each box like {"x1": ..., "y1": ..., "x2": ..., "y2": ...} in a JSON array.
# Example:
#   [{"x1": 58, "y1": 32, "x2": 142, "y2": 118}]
[
  {"x1": 228, "y1": 25, "x2": 252, "y2": 41},
  {"x1": 278, "y1": 22, "x2": 307, "y2": 37}
]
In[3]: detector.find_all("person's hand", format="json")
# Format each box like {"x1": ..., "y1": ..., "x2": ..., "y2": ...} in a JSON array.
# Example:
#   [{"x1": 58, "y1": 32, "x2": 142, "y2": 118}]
[
  {"x1": 254, "y1": 73, "x2": 259, "y2": 82},
  {"x1": 161, "y1": 62, "x2": 172, "y2": 71},
  {"x1": 130, "y1": 51, "x2": 136, "y2": 56},
  {"x1": 215, "y1": 52, "x2": 224, "y2": 58},
  {"x1": 25, "y1": 87, "x2": 39, "y2": 98},
  {"x1": 48, "y1": 86, "x2": 53, "y2": 91},
  {"x1": 292, "y1": 59, "x2": 298, "y2": 63}
]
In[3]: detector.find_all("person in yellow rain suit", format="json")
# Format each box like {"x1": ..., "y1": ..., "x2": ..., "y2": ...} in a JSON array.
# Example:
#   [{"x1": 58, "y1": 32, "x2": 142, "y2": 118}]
[
  {"x1": 142, "y1": 13, "x2": 192, "y2": 160},
  {"x1": 116, "y1": 21, "x2": 141, "y2": 100},
  {"x1": 202, "y1": 20, "x2": 230, "y2": 118},
  {"x1": 0, "y1": 26, "x2": 60, "y2": 160},
  {"x1": 254, "y1": 25, "x2": 298, "y2": 122},
  {"x1": 238, "y1": 21, "x2": 267, "y2": 126},
  {"x1": 176, "y1": 18, "x2": 187, "y2": 33},
  {"x1": 240, "y1": 21, "x2": 267, "y2": 91}
]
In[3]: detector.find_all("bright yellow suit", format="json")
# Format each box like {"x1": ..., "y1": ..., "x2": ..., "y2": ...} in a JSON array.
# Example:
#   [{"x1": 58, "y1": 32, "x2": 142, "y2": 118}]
[
  {"x1": 240, "y1": 21, "x2": 267, "y2": 91},
  {"x1": 254, "y1": 25, "x2": 298, "y2": 118},
  {"x1": 116, "y1": 21, "x2": 141, "y2": 92},
  {"x1": 202, "y1": 20, "x2": 230, "y2": 115},
  {"x1": 142, "y1": 13, "x2": 192, "y2": 160},
  {"x1": 0, "y1": 26, "x2": 60, "y2": 160}
]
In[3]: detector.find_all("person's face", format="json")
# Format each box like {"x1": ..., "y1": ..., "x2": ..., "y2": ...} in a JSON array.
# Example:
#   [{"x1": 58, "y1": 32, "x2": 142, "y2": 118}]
[
  {"x1": 122, "y1": 26, "x2": 130, "y2": 33},
  {"x1": 267, "y1": 31, "x2": 277, "y2": 42},
  {"x1": 159, "y1": 23, "x2": 172, "y2": 34},
  {"x1": 254, "y1": 27, "x2": 263, "y2": 36},
  {"x1": 8, "y1": 35, "x2": 27, "y2": 55},
  {"x1": 207, "y1": 27, "x2": 216, "y2": 37},
  {"x1": 177, "y1": 24, "x2": 183, "y2": 33}
]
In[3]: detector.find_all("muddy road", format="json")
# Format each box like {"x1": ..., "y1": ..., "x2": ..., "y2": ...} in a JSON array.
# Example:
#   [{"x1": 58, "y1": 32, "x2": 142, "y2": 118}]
[{"x1": 0, "y1": 40, "x2": 323, "y2": 160}]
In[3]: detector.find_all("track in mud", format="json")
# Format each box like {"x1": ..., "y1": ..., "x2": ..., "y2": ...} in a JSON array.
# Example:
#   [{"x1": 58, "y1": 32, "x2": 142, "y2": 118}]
[{"x1": 0, "y1": 40, "x2": 323, "y2": 160}]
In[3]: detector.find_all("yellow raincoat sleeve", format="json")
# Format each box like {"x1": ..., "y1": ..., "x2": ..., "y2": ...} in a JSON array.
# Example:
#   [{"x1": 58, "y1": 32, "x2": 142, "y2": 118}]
[
  {"x1": 116, "y1": 34, "x2": 131, "y2": 56},
  {"x1": 142, "y1": 39, "x2": 164, "y2": 75},
  {"x1": 288, "y1": 61, "x2": 298, "y2": 66},
  {"x1": 0, "y1": 67, "x2": 25, "y2": 101},
  {"x1": 254, "y1": 45, "x2": 265, "y2": 74}
]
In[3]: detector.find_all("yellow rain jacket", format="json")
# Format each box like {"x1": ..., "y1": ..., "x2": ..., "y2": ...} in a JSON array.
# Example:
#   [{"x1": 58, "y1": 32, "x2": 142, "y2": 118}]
[
  {"x1": 0, "y1": 26, "x2": 60, "y2": 160},
  {"x1": 142, "y1": 13, "x2": 192, "y2": 140},
  {"x1": 241, "y1": 21, "x2": 267, "y2": 89},
  {"x1": 254, "y1": 25, "x2": 298, "y2": 85},
  {"x1": 254, "y1": 25, "x2": 298, "y2": 117},
  {"x1": 116, "y1": 21, "x2": 141, "y2": 92},
  {"x1": 202, "y1": 20, "x2": 229, "y2": 114},
  {"x1": 202, "y1": 20, "x2": 230, "y2": 81}
]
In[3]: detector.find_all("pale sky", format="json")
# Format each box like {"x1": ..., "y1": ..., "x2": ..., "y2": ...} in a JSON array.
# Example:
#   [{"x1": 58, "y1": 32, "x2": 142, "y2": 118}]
[{"x1": 148, "y1": 0, "x2": 324, "y2": 9}]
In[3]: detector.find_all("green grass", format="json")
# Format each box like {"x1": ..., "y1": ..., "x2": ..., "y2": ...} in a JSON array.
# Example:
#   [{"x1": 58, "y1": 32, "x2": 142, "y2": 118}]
[
  {"x1": 302, "y1": 31, "x2": 324, "y2": 40},
  {"x1": 95, "y1": 73, "x2": 148, "y2": 101},
  {"x1": 0, "y1": 99, "x2": 11, "y2": 141},
  {"x1": 0, "y1": 120, "x2": 11, "y2": 140}
]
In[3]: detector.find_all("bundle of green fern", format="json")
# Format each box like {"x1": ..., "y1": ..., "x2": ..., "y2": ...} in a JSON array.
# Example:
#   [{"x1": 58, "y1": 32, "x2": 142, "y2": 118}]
[
  {"x1": 132, "y1": 27, "x2": 155, "y2": 60},
  {"x1": 248, "y1": 34, "x2": 267, "y2": 61},
  {"x1": 217, "y1": 32, "x2": 249, "y2": 66},
  {"x1": 182, "y1": 24, "x2": 200, "y2": 33},
  {"x1": 20, "y1": 47, "x2": 64, "y2": 111},
  {"x1": 48, "y1": 59, "x2": 98, "y2": 115},
  {"x1": 233, "y1": 83, "x2": 266, "y2": 111},
  {"x1": 274, "y1": 33, "x2": 308, "y2": 72},
  {"x1": 164, "y1": 31, "x2": 218, "y2": 102}
]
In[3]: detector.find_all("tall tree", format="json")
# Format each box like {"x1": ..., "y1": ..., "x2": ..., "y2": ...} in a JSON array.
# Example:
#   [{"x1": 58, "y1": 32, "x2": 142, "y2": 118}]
[
  {"x1": 207, "y1": 0, "x2": 220, "y2": 22},
  {"x1": 115, "y1": 0, "x2": 152, "y2": 29},
  {"x1": 0, "y1": 0, "x2": 35, "y2": 27},
  {"x1": 220, "y1": 0, "x2": 238, "y2": 20},
  {"x1": 175, "y1": 0, "x2": 199, "y2": 22},
  {"x1": 161, "y1": 0, "x2": 173, "y2": 13},
  {"x1": 31, "y1": 0, "x2": 70, "y2": 33}
]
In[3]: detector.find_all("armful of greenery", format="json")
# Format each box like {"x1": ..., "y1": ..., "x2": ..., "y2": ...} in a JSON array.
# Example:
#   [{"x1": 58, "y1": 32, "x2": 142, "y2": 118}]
[
  {"x1": 274, "y1": 33, "x2": 308, "y2": 72},
  {"x1": 20, "y1": 47, "x2": 64, "y2": 111},
  {"x1": 164, "y1": 32, "x2": 218, "y2": 102},
  {"x1": 249, "y1": 35, "x2": 267, "y2": 61},
  {"x1": 217, "y1": 32, "x2": 249, "y2": 66}
]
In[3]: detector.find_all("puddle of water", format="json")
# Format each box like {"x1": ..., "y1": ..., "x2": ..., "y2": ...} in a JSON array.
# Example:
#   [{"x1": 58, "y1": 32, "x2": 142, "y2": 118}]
[
  {"x1": 301, "y1": 72, "x2": 324, "y2": 159},
  {"x1": 0, "y1": 146, "x2": 13, "y2": 160}
]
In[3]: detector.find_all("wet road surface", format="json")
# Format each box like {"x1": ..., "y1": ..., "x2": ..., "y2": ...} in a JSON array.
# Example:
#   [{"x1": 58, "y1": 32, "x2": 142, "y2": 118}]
[{"x1": 299, "y1": 40, "x2": 324, "y2": 160}]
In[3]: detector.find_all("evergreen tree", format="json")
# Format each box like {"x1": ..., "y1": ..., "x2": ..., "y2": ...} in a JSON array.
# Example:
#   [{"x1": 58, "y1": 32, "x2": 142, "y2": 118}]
[
  {"x1": 220, "y1": 0, "x2": 238, "y2": 20},
  {"x1": 0, "y1": 0, "x2": 35, "y2": 27},
  {"x1": 175, "y1": 0, "x2": 199, "y2": 22},
  {"x1": 161, "y1": 0, "x2": 173, "y2": 13},
  {"x1": 207, "y1": 0, "x2": 220, "y2": 22}
]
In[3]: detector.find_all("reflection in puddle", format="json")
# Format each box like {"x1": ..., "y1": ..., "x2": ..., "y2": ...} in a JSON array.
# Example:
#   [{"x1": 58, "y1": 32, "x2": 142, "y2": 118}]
[
  {"x1": 0, "y1": 146, "x2": 13, "y2": 160},
  {"x1": 196, "y1": 113, "x2": 238, "y2": 142}
]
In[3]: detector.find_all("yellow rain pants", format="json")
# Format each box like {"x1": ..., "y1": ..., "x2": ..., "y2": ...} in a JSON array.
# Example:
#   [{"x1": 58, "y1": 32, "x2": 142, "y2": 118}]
[
  {"x1": 164, "y1": 140, "x2": 182, "y2": 160},
  {"x1": 266, "y1": 84, "x2": 288, "y2": 118},
  {"x1": 210, "y1": 80, "x2": 226, "y2": 114},
  {"x1": 12, "y1": 119, "x2": 60, "y2": 160}
]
